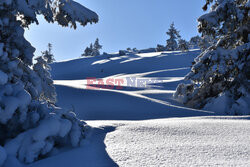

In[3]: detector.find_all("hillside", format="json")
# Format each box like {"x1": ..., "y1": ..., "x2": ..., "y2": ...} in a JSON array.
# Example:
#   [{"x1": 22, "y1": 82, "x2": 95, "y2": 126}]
[
  {"x1": 51, "y1": 49, "x2": 215, "y2": 120},
  {"x1": 5, "y1": 49, "x2": 248, "y2": 167}
]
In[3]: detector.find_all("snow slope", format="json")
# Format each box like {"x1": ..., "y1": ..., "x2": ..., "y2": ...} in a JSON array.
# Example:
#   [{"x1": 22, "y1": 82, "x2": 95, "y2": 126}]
[
  {"x1": 51, "y1": 50, "x2": 200, "y2": 80},
  {"x1": 89, "y1": 116, "x2": 250, "y2": 167},
  {"x1": 6, "y1": 49, "x2": 249, "y2": 166},
  {"x1": 27, "y1": 116, "x2": 250, "y2": 167},
  {"x1": 52, "y1": 49, "x2": 214, "y2": 120}
]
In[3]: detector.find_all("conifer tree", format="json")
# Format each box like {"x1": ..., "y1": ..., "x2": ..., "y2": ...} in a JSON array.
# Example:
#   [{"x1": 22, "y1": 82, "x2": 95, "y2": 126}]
[
  {"x1": 178, "y1": 39, "x2": 189, "y2": 52},
  {"x1": 166, "y1": 23, "x2": 181, "y2": 51},
  {"x1": 33, "y1": 56, "x2": 57, "y2": 105},
  {"x1": 82, "y1": 38, "x2": 102, "y2": 56},
  {"x1": 92, "y1": 38, "x2": 102, "y2": 56},
  {"x1": 42, "y1": 43, "x2": 55, "y2": 63},
  {"x1": 174, "y1": 0, "x2": 250, "y2": 115},
  {"x1": 0, "y1": 0, "x2": 98, "y2": 164},
  {"x1": 82, "y1": 45, "x2": 92, "y2": 56},
  {"x1": 189, "y1": 36, "x2": 202, "y2": 49},
  {"x1": 89, "y1": 43, "x2": 94, "y2": 55},
  {"x1": 156, "y1": 44, "x2": 166, "y2": 52}
]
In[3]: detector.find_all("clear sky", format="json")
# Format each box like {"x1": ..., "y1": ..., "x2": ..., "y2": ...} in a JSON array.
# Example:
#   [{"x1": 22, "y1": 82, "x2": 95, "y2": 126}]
[{"x1": 25, "y1": 0, "x2": 205, "y2": 61}]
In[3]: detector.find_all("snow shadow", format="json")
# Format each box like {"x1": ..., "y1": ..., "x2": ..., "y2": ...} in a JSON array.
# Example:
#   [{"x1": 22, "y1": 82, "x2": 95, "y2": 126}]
[
  {"x1": 29, "y1": 126, "x2": 118, "y2": 167},
  {"x1": 55, "y1": 85, "x2": 214, "y2": 121}
]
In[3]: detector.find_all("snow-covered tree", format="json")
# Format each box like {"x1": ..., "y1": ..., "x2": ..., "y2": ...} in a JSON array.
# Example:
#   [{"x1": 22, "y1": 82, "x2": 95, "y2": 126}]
[
  {"x1": 174, "y1": 0, "x2": 250, "y2": 115},
  {"x1": 42, "y1": 43, "x2": 55, "y2": 63},
  {"x1": 92, "y1": 38, "x2": 102, "y2": 56},
  {"x1": 82, "y1": 38, "x2": 102, "y2": 56},
  {"x1": 166, "y1": 23, "x2": 181, "y2": 51},
  {"x1": 89, "y1": 44, "x2": 94, "y2": 55},
  {"x1": 34, "y1": 56, "x2": 57, "y2": 105},
  {"x1": 119, "y1": 50, "x2": 126, "y2": 56},
  {"x1": 178, "y1": 39, "x2": 189, "y2": 52},
  {"x1": 82, "y1": 44, "x2": 93, "y2": 57},
  {"x1": 0, "y1": 0, "x2": 98, "y2": 164},
  {"x1": 132, "y1": 48, "x2": 139, "y2": 53},
  {"x1": 189, "y1": 35, "x2": 214, "y2": 51},
  {"x1": 127, "y1": 47, "x2": 132, "y2": 52},
  {"x1": 198, "y1": 35, "x2": 216, "y2": 51},
  {"x1": 189, "y1": 36, "x2": 202, "y2": 49},
  {"x1": 156, "y1": 44, "x2": 166, "y2": 52}
]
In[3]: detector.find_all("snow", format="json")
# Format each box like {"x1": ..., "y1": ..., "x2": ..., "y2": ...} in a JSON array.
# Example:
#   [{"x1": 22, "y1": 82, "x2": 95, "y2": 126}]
[
  {"x1": 0, "y1": 89, "x2": 31, "y2": 124},
  {"x1": 14, "y1": 0, "x2": 98, "y2": 28},
  {"x1": 52, "y1": 49, "x2": 213, "y2": 120},
  {"x1": 51, "y1": 49, "x2": 200, "y2": 80},
  {"x1": 1, "y1": 1, "x2": 100, "y2": 166},
  {"x1": 88, "y1": 117, "x2": 250, "y2": 167},
  {"x1": 16, "y1": 116, "x2": 250, "y2": 167},
  {"x1": 204, "y1": 93, "x2": 230, "y2": 114},
  {"x1": 59, "y1": 0, "x2": 99, "y2": 27},
  {"x1": 4, "y1": 49, "x2": 249, "y2": 167},
  {"x1": 0, "y1": 70, "x2": 8, "y2": 85},
  {"x1": 0, "y1": 146, "x2": 7, "y2": 166},
  {"x1": 0, "y1": 43, "x2": 4, "y2": 55},
  {"x1": 16, "y1": 0, "x2": 36, "y2": 20}
]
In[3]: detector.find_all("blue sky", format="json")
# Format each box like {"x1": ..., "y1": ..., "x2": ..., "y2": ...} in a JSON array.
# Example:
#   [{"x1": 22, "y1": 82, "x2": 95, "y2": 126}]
[{"x1": 25, "y1": 0, "x2": 205, "y2": 61}]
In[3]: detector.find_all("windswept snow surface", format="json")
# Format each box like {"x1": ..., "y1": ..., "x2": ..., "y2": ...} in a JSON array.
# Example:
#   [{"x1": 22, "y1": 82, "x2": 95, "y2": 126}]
[{"x1": 11, "y1": 50, "x2": 249, "y2": 167}]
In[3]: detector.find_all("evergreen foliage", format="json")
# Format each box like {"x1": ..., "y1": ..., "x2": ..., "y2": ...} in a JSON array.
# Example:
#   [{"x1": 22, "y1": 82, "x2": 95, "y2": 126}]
[
  {"x1": 166, "y1": 23, "x2": 181, "y2": 51},
  {"x1": 189, "y1": 36, "x2": 202, "y2": 49},
  {"x1": 178, "y1": 39, "x2": 189, "y2": 52},
  {"x1": 82, "y1": 38, "x2": 102, "y2": 56},
  {"x1": 42, "y1": 43, "x2": 55, "y2": 63},
  {"x1": 174, "y1": 0, "x2": 250, "y2": 114},
  {"x1": 0, "y1": 0, "x2": 98, "y2": 164},
  {"x1": 33, "y1": 56, "x2": 57, "y2": 105}
]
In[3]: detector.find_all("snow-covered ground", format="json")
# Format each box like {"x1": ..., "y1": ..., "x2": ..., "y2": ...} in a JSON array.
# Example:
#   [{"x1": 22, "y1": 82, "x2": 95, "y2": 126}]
[
  {"x1": 89, "y1": 117, "x2": 250, "y2": 167},
  {"x1": 27, "y1": 117, "x2": 250, "y2": 167},
  {"x1": 52, "y1": 49, "x2": 214, "y2": 120},
  {"x1": 11, "y1": 50, "x2": 249, "y2": 167}
]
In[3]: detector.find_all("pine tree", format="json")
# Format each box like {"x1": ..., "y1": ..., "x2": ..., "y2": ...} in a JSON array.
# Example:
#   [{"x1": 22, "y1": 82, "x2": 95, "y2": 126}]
[
  {"x1": 33, "y1": 56, "x2": 57, "y2": 105},
  {"x1": 119, "y1": 50, "x2": 126, "y2": 56},
  {"x1": 189, "y1": 36, "x2": 202, "y2": 49},
  {"x1": 92, "y1": 38, "x2": 102, "y2": 56},
  {"x1": 174, "y1": 0, "x2": 250, "y2": 115},
  {"x1": 89, "y1": 43, "x2": 94, "y2": 55},
  {"x1": 166, "y1": 22, "x2": 181, "y2": 51},
  {"x1": 82, "y1": 39, "x2": 102, "y2": 57},
  {"x1": 178, "y1": 39, "x2": 189, "y2": 52},
  {"x1": 0, "y1": 0, "x2": 98, "y2": 164},
  {"x1": 156, "y1": 44, "x2": 166, "y2": 52},
  {"x1": 42, "y1": 43, "x2": 55, "y2": 63},
  {"x1": 82, "y1": 45, "x2": 92, "y2": 56},
  {"x1": 127, "y1": 47, "x2": 132, "y2": 52},
  {"x1": 133, "y1": 48, "x2": 138, "y2": 53}
]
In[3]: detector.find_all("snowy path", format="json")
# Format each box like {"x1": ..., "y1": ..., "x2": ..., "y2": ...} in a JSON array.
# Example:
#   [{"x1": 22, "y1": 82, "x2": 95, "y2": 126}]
[{"x1": 29, "y1": 50, "x2": 250, "y2": 167}]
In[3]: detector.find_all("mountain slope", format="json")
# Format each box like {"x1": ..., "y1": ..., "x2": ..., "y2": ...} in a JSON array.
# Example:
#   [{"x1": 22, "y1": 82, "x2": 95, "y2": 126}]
[
  {"x1": 52, "y1": 49, "x2": 214, "y2": 120},
  {"x1": 16, "y1": 49, "x2": 250, "y2": 167}
]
